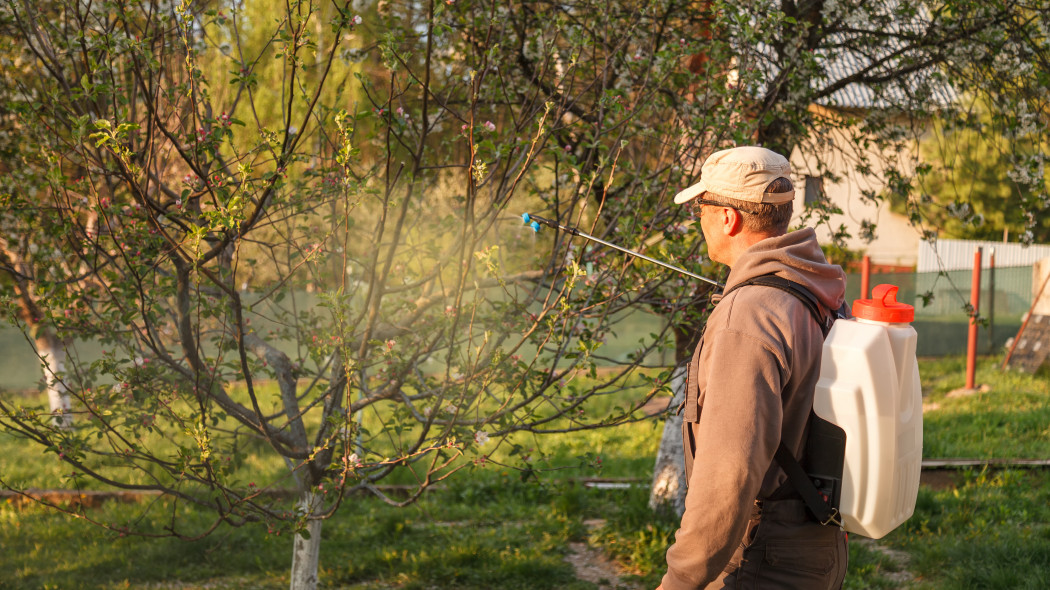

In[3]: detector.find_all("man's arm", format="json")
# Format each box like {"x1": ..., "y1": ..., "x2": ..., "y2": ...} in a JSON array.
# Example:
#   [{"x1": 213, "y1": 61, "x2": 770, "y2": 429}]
[{"x1": 660, "y1": 328, "x2": 784, "y2": 590}]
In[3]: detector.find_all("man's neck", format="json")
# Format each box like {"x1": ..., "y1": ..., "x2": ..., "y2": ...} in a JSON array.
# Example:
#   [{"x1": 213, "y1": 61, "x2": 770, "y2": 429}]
[{"x1": 724, "y1": 230, "x2": 783, "y2": 268}]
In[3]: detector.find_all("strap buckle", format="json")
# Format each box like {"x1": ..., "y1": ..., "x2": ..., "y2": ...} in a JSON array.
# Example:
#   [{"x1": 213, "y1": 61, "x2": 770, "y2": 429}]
[{"x1": 820, "y1": 507, "x2": 843, "y2": 528}]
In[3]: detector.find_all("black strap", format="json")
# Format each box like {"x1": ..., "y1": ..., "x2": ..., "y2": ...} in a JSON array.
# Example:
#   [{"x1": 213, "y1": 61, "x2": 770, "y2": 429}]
[
  {"x1": 722, "y1": 273, "x2": 844, "y2": 526},
  {"x1": 774, "y1": 442, "x2": 841, "y2": 526},
  {"x1": 720, "y1": 274, "x2": 834, "y2": 337}
]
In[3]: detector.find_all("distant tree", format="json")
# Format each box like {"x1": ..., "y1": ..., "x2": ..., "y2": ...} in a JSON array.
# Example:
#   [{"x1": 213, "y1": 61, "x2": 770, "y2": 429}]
[
  {"x1": 897, "y1": 99, "x2": 1050, "y2": 243},
  {"x1": 0, "y1": 3, "x2": 82, "y2": 429},
  {"x1": 856, "y1": 3, "x2": 1050, "y2": 247}
]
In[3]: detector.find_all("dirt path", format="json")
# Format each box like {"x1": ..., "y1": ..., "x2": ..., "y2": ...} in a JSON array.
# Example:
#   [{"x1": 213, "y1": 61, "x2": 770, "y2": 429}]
[
  {"x1": 564, "y1": 519, "x2": 643, "y2": 589},
  {"x1": 854, "y1": 537, "x2": 916, "y2": 587},
  {"x1": 565, "y1": 520, "x2": 918, "y2": 590}
]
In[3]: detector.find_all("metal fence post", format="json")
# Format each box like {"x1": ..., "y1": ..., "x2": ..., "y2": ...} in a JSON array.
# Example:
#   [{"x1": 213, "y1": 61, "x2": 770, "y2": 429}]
[{"x1": 966, "y1": 248, "x2": 982, "y2": 389}]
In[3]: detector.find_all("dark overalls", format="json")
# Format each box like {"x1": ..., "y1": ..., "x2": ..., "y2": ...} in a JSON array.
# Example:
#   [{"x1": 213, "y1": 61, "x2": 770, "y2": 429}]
[{"x1": 705, "y1": 497, "x2": 848, "y2": 589}]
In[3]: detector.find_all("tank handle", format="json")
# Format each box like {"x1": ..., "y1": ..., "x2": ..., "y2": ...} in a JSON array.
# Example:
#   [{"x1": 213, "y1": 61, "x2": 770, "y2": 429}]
[
  {"x1": 853, "y1": 283, "x2": 914, "y2": 323},
  {"x1": 872, "y1": 284, "x2": 899, "y2": 306}
]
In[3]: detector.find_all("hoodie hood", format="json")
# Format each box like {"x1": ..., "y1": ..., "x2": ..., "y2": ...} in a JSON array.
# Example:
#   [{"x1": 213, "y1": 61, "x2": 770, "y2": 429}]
[{"x1": 724, "y1": 228, "x2": 846, "y2": 311}]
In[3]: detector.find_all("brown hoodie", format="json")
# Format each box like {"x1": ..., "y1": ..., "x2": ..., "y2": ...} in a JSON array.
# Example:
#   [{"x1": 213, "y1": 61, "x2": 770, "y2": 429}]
[{"x1": 661, "y1": 228, "x2": 847, "y2": 590}]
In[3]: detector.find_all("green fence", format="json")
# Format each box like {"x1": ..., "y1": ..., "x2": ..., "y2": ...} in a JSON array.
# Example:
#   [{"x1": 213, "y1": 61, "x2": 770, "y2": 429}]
[{"x1": 847, "y1": 266, "x2": 1031, "y2": 357}]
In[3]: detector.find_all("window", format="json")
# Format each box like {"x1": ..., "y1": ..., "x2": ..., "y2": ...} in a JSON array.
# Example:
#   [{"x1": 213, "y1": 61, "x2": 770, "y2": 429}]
[{"x1": 804, "y1": 175, "x2": 823, "y2": 205}]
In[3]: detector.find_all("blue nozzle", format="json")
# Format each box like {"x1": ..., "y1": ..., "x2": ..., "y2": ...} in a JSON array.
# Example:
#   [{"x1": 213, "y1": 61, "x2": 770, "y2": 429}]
[{"x1": 522, "y1": 213, "x2": 540, "y2": 232}]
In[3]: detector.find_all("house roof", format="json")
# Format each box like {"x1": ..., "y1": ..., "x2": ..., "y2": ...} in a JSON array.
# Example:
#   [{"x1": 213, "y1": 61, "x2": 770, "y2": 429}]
[
  {"x1": 813, "y1": 29, "x2": 958, "y2": 110},
  {"x1": 748, "y1": 3, "x2": 958, "y2": 111}
]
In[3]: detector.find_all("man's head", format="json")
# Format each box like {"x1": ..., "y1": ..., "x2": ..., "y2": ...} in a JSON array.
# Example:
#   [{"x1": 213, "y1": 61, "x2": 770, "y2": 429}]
[{"x1": 674, "y1": 146, "x2": 795, "y2": 266}]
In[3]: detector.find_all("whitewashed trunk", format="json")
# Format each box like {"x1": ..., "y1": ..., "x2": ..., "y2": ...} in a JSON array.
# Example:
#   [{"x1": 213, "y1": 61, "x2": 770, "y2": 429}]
[
  {"x1": 36, "y1": 332, "x2": 73, "y2": 430},
  {"x1": 648, "y1": 364, "x2": 687, "y2": 515},
  {"x1": 289, "y1": 490, "x2": 323, "y2": 590}
]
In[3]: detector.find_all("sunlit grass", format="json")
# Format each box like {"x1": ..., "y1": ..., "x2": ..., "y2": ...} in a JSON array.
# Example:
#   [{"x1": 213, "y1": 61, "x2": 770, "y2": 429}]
[
  {"x1": 3, "y1": 355, "x2": 1049, "y2": 588},
  {"x1": 0, "y1": 367, "x2": 665, "y2": 495},
  {"x1": 920, "y1": 356, "x2": 1050, "y2": 458},
  {"x1": 884, "y1": 468, "x2": 1050, "y2": 589},
  {"x1": 0, "y1": 381, "x2": 296, "y2": 491},
  {"x1": 1, "y1": 474, "x2": 603, "y2": 590}
]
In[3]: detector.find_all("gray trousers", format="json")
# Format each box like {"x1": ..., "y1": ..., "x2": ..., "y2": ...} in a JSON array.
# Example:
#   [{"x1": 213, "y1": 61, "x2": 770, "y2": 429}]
[{"x1": 705, "y1": 499, "x2": 848, "y2": 590}]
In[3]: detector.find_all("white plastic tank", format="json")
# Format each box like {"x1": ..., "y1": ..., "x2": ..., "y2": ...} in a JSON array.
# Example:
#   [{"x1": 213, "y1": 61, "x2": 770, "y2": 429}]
[{"x1": 814, "y1": 283, "x2": 923, "y2": 539}]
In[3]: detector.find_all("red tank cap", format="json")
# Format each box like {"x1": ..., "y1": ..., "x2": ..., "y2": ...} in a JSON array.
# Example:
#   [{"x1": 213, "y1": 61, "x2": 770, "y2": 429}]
[{"x1": 852, "y1": 284, "x2": 914, "y2": 323}]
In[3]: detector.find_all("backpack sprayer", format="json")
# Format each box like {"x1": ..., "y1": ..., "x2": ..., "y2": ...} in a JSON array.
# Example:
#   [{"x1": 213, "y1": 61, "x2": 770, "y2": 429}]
[{"x1": 522, "y1": 211, "x2": 923, "y2": 538}]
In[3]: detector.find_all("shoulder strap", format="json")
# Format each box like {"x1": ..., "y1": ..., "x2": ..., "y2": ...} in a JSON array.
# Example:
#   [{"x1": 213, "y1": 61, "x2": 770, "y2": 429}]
[
  {"x1": 723, "y1": 273, "x2": 844, "y2": 526},
  {"x1": 720, "y1": 274, "x2": 833, "y2": 337}
]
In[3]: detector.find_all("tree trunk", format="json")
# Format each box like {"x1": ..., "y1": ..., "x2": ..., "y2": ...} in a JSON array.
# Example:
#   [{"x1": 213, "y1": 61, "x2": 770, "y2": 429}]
[
  {"x1": 35, "y1": 330, "x2": 73, "y2": 430},
  {"x1": 648, "y1": 364, "x2": 687, "y2": 516},
  {"x1": 289, "y1": 490, "x2": 324, "y2": 590}
]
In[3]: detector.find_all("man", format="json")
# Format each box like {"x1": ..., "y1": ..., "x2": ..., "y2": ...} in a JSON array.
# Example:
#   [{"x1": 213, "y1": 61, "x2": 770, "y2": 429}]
[{"x1": 658, "y1": 146, "x2": 849, "y2": 590}]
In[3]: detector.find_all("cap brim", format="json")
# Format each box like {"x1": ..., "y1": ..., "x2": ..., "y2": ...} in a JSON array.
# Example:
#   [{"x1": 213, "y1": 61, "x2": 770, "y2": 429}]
[{"x1": 673, "y1": 181, "x2": 707, "y2": 204}]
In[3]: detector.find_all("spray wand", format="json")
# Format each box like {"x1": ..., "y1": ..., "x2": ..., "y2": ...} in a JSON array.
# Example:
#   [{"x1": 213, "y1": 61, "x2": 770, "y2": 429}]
[{"x1": 522, "y1": 213, "x2": 724, "y2": 289}]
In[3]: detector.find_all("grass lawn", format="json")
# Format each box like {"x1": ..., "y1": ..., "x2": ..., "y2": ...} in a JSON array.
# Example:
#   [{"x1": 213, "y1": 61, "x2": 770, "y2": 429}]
[
  {"x1": 2, "y1": 355, "x2": 1048, "y2": 589},
  {"x1": 2, "y1": 477, "x2": 597, "y2": 589},
  {"x1": 860, "y1": 356, "x2": 1050, "y2": 589}
]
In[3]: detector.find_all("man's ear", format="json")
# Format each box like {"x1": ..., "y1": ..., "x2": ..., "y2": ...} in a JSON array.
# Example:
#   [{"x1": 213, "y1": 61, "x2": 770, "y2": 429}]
[{"x1": 723, "y1": 207, "x2": 744, "y2": 236}]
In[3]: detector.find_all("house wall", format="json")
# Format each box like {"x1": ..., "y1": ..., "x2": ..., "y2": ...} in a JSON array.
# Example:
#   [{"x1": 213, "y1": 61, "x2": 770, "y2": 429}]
[{"x1": 788, "y1": 116, "x2": 922, "y2": 269}]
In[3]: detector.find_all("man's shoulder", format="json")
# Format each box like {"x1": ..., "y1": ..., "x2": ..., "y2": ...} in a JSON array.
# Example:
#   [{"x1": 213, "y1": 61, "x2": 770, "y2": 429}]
[
  {"x1": 714, "y1": 283, "x2": 820, "y2": 340},
  {"x1": 721, "y1": 280, "x2": 813, "y2": 313}
]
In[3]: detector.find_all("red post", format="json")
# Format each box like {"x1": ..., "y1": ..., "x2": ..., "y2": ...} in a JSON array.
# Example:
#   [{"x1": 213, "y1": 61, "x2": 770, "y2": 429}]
[
  {"x1": 966, "y1": 248, "x2": 982, "y2": 389},
  {"x1": 860, "y1": 255, "x2": 871, "y2": 300}
]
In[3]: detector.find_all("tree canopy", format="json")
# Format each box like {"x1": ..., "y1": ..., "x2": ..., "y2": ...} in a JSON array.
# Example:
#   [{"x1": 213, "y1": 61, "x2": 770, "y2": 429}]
[{"x1": 1, "y1": 0, "x2": 1047, "y2": 587}]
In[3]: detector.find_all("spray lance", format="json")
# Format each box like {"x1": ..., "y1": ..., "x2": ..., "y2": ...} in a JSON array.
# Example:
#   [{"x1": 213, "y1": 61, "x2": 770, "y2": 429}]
[{"x1": 521, "y1": 213, "x2": 724, "y2": 290}]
